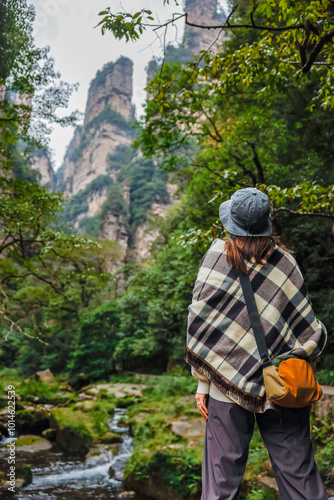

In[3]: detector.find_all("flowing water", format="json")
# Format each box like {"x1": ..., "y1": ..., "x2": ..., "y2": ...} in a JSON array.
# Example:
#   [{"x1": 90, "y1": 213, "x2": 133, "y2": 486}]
[{"x1": 0, "y1": 407, "x2": 147, "y2": 499}]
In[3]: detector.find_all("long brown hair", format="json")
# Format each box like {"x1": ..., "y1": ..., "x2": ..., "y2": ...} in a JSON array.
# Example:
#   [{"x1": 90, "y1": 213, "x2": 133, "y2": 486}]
[{"x1": 224, "y1": 232, "x2": 290, "y2": 274}]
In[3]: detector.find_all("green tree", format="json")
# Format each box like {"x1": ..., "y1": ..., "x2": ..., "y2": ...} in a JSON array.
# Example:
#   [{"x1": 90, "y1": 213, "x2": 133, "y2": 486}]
[
  {"x1": 0, "y1": 0, "x2": 118, "y2": 351},
  {"x1": 97, "y1": 1, "x2": 334, "y2": 103},
  {"x1": 68, "y1": 300, "x2": 120, "y2": 386},
  {"x1": 96, "y1": 0, "x2": 334, "y2": 370}
]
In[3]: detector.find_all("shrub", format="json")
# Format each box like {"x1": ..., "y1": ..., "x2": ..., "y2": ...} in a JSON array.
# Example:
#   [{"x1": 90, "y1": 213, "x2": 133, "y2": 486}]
[
  {"x1": 316, "y1": 441, "x2": 334, "y2": 486},
  {"x1": 316, "y1": 370, "x2": 334, "y2": 386}
]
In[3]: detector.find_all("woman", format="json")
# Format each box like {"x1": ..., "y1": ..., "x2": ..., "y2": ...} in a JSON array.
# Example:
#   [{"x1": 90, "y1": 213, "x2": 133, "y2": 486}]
[{"x1": 184, "y1": 187, "x2": 328, "y2": 500}]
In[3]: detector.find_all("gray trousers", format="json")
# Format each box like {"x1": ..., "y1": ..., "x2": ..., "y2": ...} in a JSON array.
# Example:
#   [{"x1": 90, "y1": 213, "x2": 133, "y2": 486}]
[{"x1": 201, "y1": 396, "x2": 327, "y2": 500}]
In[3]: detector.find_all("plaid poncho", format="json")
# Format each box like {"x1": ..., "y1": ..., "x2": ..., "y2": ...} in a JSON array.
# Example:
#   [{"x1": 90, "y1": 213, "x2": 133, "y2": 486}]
[{"x1": 184, "y1": 238, "x2": 327, "y2": 413}]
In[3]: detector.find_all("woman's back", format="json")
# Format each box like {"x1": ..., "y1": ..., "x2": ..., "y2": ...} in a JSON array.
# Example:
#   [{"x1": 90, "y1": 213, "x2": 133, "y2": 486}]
[
  {"x1": 186, "y1": 188, "x2": 327, "y2": 500},
  {"x1": 186, "y1": 237, "x2": 327, "y2": 412}
]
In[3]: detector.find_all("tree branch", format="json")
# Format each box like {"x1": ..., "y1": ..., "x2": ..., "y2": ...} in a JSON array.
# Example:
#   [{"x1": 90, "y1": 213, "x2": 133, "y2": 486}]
[
  {"x1": 191, "y1": 162, "x2": 248, "y2": 187},
  {"x1": 185, "y1": 12, "x2": 303, "y2": 33},
  {"x1": 233, "y1": 155, "x2": 257, "y2": 185},
  {"x1": 274, "y1": 207, "x2": 334, "y2": 218},
  {"x1": 0, "y1": 284, "x2": 49, "y2": 344},
  {"x1": 200, "y1": 106, "x2": 223, "y2": 142},
  {"x1": 302, "y1": 28, "x2": 334, "y2": 73},
  {"x1": 246, "y1": 141, "x2": 265, "y2": 184},
  {"x1": 279, "y1": 59, "x2": 334, "y2": 66},
  {"x1": 298, "y1": 19, "x2": 311, "y2": 67}
]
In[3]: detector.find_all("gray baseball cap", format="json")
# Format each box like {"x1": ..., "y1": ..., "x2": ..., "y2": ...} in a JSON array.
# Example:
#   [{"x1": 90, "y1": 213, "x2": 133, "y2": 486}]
[{"x1": 219, "y1": 187, "x2": 272, "y2": 237}]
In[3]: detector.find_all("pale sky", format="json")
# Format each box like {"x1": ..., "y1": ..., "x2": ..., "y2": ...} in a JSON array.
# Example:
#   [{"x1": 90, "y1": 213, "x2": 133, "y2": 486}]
[{"x1": 29, "y1": 0, "x2": 227, "y2": 171}]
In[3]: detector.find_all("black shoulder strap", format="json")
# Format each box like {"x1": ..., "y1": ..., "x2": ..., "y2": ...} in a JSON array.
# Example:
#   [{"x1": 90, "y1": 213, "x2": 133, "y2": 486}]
[{"x1": 239, "y1": 272, "x2": 272, "y2": 368}]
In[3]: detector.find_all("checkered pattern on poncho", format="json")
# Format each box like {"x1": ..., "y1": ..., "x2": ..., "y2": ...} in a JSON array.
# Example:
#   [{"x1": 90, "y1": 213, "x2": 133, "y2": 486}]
[{"x1": 184, "y1": 238, "x2": 327, "y2": 413}]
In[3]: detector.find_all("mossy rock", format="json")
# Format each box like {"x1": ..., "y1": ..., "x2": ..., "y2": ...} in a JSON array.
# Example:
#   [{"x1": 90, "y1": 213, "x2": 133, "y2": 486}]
[
  {"x1": 85, "y1": 443, "x2": 116, "y2": 465},
  {"x1": 74, "y1": 400, "x2": 97, "y2": 412},
  {"x1": 0, "y1": 457, "x2": 32, "y2": 491},
  {"x1": 41, "y1": 427, "x2": 56, "y2": 441},
  {"x1": 100, "y1": 431, "x2": 123, "y2": 444},
  {"x1": 117, "y1": 417, "x2": 129, "y2": 428},
  {"x1": 124, "y1": 449, "x2": 202, "y2": 500},
  {"x1": 16, "y1": 434, "x2": 44, "y2": 445},
  {"x1": 15, "y1": 434, "x2": 53, "y2": 452},
  {"x1": 50, "y1": 407, "x2": 93, "y2": 456},
  {"x1": 16, "y1": 405, "x2": 51, "y2": 434},
  {"x1": 124, "y1": 469, "x2": 199, "y2": 500},
  {"x1": 117, "y1": 395, "x2": 142, "y2": 408}
]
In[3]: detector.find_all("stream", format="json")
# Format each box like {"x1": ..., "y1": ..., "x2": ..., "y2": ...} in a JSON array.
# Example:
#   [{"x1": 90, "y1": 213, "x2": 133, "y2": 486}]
[{"x1": 0, "y1": 407, "x2": 146, "y2": 499}]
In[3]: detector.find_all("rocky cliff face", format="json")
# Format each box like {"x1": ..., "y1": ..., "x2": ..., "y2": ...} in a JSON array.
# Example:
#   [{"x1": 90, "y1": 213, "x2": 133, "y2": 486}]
[
  {"x1": 184, "y1": 0, "x2": 227, "y2": 54},
  {"x1": 32, "y1": 150, "x2": 54, "y2": 191},
  {"x1": 84, "y1": 58, "x2": 134, "y2": 126},
  {"x1": 55, "y1": 53, "x2": 175, "y2": 270},
  {"x1": 56, "y1": 57, "x2": 134, "y2": 196},
  {"x1": 54, "y1": 1, "x2": 224, "y2": 272}
]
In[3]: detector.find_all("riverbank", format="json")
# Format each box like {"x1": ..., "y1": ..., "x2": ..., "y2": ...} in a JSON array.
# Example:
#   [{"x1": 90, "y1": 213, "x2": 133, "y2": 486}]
[
  {"x1": 0, "y1": 367, "x2": 333, "y2": 499},
  {"x1": 0, "y1": 368, "x2": 145, "y2": 498},
  {"x1": 121, "y1": 375, "x2": 334, "y2": 499}
]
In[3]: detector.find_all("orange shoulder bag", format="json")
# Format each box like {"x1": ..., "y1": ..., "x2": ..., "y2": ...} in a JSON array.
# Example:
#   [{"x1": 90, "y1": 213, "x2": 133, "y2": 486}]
[{"x1": 239, "y1": 272, "x2": 322, "y2": 408}]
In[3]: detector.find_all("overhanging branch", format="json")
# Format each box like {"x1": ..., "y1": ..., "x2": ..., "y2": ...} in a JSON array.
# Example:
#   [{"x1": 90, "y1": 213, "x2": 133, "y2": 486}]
[
  {"x1": 184, "y1": 12, "x2": 303, "y2": 33},
  {"x1": 274, "y1": 207, "x2": 334, "y2": 218}
]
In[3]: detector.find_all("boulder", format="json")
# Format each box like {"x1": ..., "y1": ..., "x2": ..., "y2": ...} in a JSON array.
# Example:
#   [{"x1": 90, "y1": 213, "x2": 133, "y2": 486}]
[
  {"x1": 84, "y1": 387, "x2": 99, "y2": 397},
  {"x1": 35, "y1": 369, "x2": 56, "y2": 384},
  {"x1": 15, "y1": 405, "x2": 51, "y2": 434},
  {"x1": 41, "y1": 428, "x2": 56, "y2": 441},
  {"x1": 109, "y1": 465, "x2": 115, "y2": 478},
  {"x1": 78, "y1": 392, "x2": 95, "y2": 401},
  {"x1": 257, "y1": 475, "x2": 279, "y2": 493},
  {"x1": 167, "y1": 417, "x2": 205, "y2": 440},
  {"x1": 50, "y1": 408, "x2": 93, "y2": 456},
  {"x1": 0, "y1": 458, "x2": 32, "y2": 491},
  {"x1": 85, "y1": 444, "x2": 115, "y2": 465},
  {"x1": 15, "y1": 434, "x2": 53, "y2": 452},
  {"x1": 263, "y1": 459, "x2": 274, "y2": 476},
  {"x1": 160, "y1": 444, "x2": 183, "y2": 451},
  {"x1": 74, "y1": 400, "x2": 97, "y2": 411},
  {"x1": 81, "y1": 383, "x2": 144, "y2": 399},
  {"x1": 118, "y1": 492, "x2": 136, "y2": 498},
  {"x1": 0, "y1": 405, "x2": 41, "y2": 437},
  {"x1": 124, "y1": 470, "x2": 198, "y2": 500},
  {"x1": 117, "y1": 418, "x2": 129, "y2": 428},
  {"x1": 100, "y1": 431, "x2": 123, "y2": 444},
  {"x1": 315, "y1": 386, "x2": 334, "y2": 419},
  {"x1": 130, "y1": 412, "x2": 150, "y2": 424}
]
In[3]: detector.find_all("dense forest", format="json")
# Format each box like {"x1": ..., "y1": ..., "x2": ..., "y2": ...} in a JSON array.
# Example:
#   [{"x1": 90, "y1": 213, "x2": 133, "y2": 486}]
[{"x1": 1, "y1": 0, "x2": 333, "y2": 384}]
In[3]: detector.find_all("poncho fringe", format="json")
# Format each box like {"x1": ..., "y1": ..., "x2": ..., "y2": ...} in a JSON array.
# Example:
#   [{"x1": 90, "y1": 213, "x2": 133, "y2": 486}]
[{"x1": 185, "y1": 347, "x2": 266, "y2": 412}]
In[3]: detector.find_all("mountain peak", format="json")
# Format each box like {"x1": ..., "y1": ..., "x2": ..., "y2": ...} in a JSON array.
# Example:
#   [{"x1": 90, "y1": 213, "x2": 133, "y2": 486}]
[{"x1": 84, "y1": 56, "x2": 134, "y2": 128}]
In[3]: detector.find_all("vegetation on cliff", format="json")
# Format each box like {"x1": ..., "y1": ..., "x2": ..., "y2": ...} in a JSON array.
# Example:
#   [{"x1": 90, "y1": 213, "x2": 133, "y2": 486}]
[
  {"x1": 0, "y1": 0, "x2": 122, "y2": 373},
  {"x1": 61, "y1": 143, "x2": 169, "y2": 241}
]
